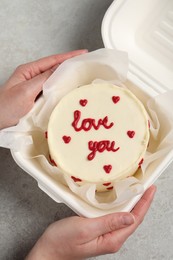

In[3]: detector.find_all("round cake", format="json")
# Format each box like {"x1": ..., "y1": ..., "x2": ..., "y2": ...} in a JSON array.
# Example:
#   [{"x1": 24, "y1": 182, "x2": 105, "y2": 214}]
[{"x1": 47, "y1": 83, "x2": 150, "y2": 192}]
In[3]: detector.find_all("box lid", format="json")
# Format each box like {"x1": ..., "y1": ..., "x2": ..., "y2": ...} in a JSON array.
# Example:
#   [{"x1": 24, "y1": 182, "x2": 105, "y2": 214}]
[{"x1": 102, "y1": 0, "x2": 173, "y2": 94}]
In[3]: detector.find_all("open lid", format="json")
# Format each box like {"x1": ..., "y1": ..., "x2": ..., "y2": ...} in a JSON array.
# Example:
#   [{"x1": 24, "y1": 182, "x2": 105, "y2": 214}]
[{"x1": 102, "y1": 0, "x2": 173, "y2": 94}]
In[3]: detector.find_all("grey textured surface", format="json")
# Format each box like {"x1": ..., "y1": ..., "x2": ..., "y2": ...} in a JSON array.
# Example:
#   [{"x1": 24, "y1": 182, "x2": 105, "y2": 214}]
[{"x1": 0, "y1": 0, "x2": 173, "y2": 260}]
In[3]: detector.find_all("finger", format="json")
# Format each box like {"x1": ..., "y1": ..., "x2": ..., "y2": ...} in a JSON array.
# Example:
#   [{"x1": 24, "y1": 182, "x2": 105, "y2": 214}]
[
  {"x1": 92, "y1": 186, "x2": 156, "y2": 255},
  {"x1": 25, "y1": 49, "x2": 88, "y2": 76},
  {"x1": 104, "y1": 186, "x2": 156, "y2": 250},
  {"x1": 118, "y1": 185, "x2": 156, "y2": 237},
  {"x1": 93, "y1": 186, "x2": 156, "y2": 241},
  {"x1": 131, "y1": 185, "x2": 156, "y2": 221},
  {"x1": 20, "y1": 69, "x2": 53, "y2": 99},
  {"x1": 5, "y1": 49, "x2": 88, "y2": 87},
  {"x1": 79, "y1": 212, "x2": 135, "y2": 243}
]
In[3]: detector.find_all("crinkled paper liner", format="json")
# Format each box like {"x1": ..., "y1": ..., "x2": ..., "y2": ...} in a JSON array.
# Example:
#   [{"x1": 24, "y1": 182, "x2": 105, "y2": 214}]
[{"x1": 1, "y1": 49, "x2": 173, "y2": 210}]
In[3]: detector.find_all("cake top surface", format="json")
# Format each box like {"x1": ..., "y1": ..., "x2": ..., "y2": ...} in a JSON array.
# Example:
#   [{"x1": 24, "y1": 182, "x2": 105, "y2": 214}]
[{"x1": 47, "y1": 83, "x2": 149, "y2": 183}]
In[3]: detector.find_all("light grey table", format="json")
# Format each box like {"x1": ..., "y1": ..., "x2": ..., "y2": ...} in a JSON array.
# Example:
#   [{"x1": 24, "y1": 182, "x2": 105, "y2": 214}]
[{"x1": 0, "y1": 1, "x2": 173, "y2": 259}]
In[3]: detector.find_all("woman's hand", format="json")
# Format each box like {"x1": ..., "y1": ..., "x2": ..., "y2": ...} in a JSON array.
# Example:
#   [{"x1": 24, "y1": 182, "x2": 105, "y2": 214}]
[
  {"x1": 0, "y1": 51, "x2": 156, "y2": 260},
  {"x1": 26, "y1": 185, "x2": 156, "y2": 260},
  {"x1": 0, "y1": 49, "x2": 87, "y2": 129}
]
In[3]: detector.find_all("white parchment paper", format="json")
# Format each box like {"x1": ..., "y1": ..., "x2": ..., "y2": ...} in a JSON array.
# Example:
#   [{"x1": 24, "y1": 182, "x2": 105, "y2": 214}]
[{"x1": 1, "y1": 49, "x2": 173, "y2": 210}]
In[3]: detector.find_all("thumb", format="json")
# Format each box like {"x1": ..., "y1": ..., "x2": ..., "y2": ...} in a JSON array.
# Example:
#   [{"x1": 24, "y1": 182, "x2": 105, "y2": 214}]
[
  {"x1": 21, "y1": 69, "x2": 53, "y2": 99},
  {"x1": 81, "y1": 212, "x2": 135, "y2": 242}
]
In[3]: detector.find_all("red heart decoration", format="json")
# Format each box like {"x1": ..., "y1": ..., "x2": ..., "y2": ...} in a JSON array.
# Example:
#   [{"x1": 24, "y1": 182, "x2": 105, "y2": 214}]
[
  {"x1": 138, "y1": 158, "x2": 144, "y2": 168},
  {"x1": 107, "y1": 186, "x2": 114, "y2": 190},
  {"x1": 148, "y1": 120, "x2": 150, "y2": 128},
  {"x1": 112, "y1": 96, "x2": 120, "y2": 104},
  {"x1": 71, "y1": 176, "x2": 82, "y2": 182},
  {"x1": 44, "y1": 131, "x2": 48, "y2": 139},
  {"x1": 62, "y1": 135, "x2": 71, "y2": 143},
  {"x1": 103, "y1": 182, "x2": 112, "y2": 186},
  {"x1": 49, "y1": 154, "x2": 57, "y2": 167},
  {"x1": 103, "y1": 165, "x2": 112, "y2": 174},
  {"x1": 127, "y1": 130, "x2": 135, "y2": 138},
  {"x1": 79, "y1": 99, "x2": 88, "y2": 107}
]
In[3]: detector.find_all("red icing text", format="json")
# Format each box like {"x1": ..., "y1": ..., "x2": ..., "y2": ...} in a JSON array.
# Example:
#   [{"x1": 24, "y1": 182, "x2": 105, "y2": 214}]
[
  {"x1": 87, "y1": 140, "x2": 120, "y2": 160},
  {"x1": 72, "y1": 110, "x2": 114, "y2": 132}
]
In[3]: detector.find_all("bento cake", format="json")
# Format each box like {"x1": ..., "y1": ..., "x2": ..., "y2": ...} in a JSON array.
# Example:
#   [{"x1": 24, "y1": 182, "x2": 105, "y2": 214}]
[{"x1": 47, "y1": 83, "x2": 150, "y2": 192}]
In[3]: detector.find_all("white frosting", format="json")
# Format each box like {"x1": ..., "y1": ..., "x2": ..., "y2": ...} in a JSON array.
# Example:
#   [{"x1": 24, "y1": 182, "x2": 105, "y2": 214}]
[{"x1": 48, "y1": 83, "x2": 150, "y2": 191}]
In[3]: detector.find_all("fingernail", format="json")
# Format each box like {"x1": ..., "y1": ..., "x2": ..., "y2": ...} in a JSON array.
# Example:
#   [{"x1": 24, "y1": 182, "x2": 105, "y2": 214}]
[
  {"x1": 150, "y1": 185, "x2": 157, "y2": 195},
  {"x1": 50, "y1": 64, "x2": 59, "y2": 72},
  {"x1": 122, "y1": 214, "x2": 135, "y2": 225}
]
